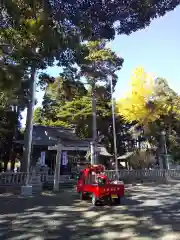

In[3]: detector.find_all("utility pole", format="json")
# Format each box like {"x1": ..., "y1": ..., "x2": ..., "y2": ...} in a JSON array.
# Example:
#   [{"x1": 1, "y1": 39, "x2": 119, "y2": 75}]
[
  {"x1": 110, "y1": 76, "x2": 119, "y2": 178},
  {"x1": 91, "y1": 81, "x2": 97, "y2": 165}
]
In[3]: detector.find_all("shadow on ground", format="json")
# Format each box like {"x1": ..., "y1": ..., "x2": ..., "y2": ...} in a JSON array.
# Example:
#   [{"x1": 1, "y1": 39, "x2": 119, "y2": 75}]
[{"x1": 0, "y1": 184, "x2": 180, "y2": 240}]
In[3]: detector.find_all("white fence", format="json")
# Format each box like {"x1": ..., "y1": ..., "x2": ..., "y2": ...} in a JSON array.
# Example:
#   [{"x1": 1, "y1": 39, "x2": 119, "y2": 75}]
[
  {"x1": 0, "y1": 172, "x2": 71, "y2": 186},
  {"x1": 0, "y1": 169, "x2": 180, "y2": 186},
  {"x1": 0, "y1": 172, "x2": 48, "y2": 186},
  {"x1": 0, "y1": 172, "x2": 29, "y2": 185},
  {"x1": 105, "y1": 169, "x2": 180, "y2": 183}
]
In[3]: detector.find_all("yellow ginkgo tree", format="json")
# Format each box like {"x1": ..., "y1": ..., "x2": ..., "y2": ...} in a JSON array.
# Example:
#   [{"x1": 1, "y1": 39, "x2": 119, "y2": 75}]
[
  {"x1": 117, "y1": 67, "x2": 180, "y2": 165},
  {"x1": 117, "y1": 67, "x2": 161, "y2": 125}
]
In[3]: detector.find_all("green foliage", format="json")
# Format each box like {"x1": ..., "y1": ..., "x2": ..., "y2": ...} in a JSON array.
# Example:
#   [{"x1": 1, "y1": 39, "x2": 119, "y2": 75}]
[
  {"x1": 1, "y1": 0, "x2": 179, "y2": 88},
  {"x1": 0, "y1": 93, "x2": 22, "y2": 170},
  {"x1": 1, "y1": 0, "x2": 179, "y2": 170},
  {"x1": 33, "y1": 107, "x2": 43, "y2": 125},
  {"x1": 55, "y1": 88, "x2": 112, "y2": 138},
  {"x1": 148, "y1": 79, "x2": 180, "y2": 162},
  {"x1": 80, "y1": 40, "x2": 123, "y2": 85},
  {"x1": 50, "y1": 0, "x2": 179, "y2": 38},
  {"x1": 119, "y1": 72, "x2": 180, "y2": 163},
  {"x1": 33, "y1": 70, "x2": 134, "y2": 156},
  {"x1": 0, "y1": 0, "x2": 88, "y2": 92},
  {"x1": 153, "y1": 78, "x2": 180, "y2": 118},
  {"x1": 34, "y1": 40, "x2": 123, "y2": 145}
]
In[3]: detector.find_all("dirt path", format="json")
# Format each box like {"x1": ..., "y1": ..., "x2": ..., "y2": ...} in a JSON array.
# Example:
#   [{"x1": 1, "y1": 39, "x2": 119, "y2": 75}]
[{"x1": 0, "y1": 184, "x2": 180, "y2": 240}]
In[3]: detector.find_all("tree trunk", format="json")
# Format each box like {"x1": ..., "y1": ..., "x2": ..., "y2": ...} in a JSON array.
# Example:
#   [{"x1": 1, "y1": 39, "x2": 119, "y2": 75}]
[
  {"x1": 10, "y1": 106, "x2": 19, "y2": 171},
  {"x1": 10, "y1": 152, "x2": 16, "y2": 171},
  {"x1": 21, "y1": 66, "x2": 36, "y2": 173},
  {"x1": 3, "y1": 161, "x2": 8, "y2": 172}
]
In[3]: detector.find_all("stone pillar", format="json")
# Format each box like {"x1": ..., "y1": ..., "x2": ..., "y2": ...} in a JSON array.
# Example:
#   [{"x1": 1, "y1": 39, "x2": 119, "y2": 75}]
[{"x1": 31, "y1": 162, "x2": 42, "y2": 194}]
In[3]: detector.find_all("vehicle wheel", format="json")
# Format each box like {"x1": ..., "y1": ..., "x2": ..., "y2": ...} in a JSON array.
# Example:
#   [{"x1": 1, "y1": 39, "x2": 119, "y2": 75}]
[
  {"x1": 114, "y1": 196, "x2": 121, "y2": 205},
  {"x1": 92, "y1": 194, "x2": 98, "y2": 206},
  {"x1": 109, "y1": 196, "x2": 114, "y2": 205},
  {"x1": 109, "y1": 195, "x2": 121, "y2": 205},
  {"x1": 107, "y1": 196, "x2": 112, "y2": 205}
]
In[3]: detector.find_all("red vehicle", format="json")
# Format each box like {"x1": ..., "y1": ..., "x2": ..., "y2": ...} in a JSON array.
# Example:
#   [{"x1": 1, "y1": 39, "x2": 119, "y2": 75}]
[{"x1": 76, "y1": 164, "x2": 125, "y2": 206}]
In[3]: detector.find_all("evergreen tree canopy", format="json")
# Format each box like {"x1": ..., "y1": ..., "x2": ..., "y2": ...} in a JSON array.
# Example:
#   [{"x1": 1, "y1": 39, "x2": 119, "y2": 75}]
[{"x1": 49, "y1": 0, "x2": 179, "y2": 39}]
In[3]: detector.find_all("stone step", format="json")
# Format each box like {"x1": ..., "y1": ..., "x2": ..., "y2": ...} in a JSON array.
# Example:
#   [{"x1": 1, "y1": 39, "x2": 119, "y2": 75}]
[{"x1": 32, "y1": 183, "x2": 43, "y2": 194}]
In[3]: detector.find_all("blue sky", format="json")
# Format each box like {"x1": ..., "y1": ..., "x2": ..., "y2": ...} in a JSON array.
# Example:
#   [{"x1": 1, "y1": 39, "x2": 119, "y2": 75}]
[{"x1": 22, "y1": 6, "x2": 180, "y2": 126}]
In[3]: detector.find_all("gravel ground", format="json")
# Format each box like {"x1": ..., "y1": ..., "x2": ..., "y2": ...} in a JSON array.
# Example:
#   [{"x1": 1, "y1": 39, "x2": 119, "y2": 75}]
[{"x1": 0, "y1": 183, "x2": 180, "y2": 240}]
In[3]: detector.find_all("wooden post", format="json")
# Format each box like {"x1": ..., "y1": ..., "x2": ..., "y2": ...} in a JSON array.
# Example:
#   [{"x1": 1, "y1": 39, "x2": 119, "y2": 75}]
[{"x1": 53, "y1": 143, "x2": 62, "y2": 192}]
